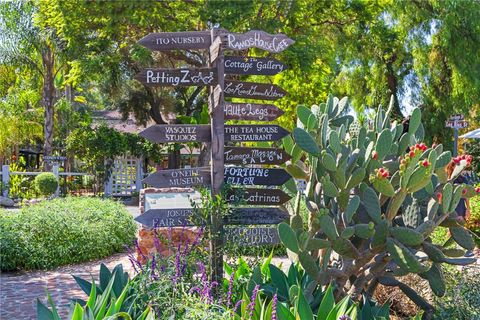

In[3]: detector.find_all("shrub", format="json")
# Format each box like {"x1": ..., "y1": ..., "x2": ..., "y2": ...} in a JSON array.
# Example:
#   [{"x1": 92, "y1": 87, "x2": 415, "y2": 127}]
[
  {"x1": 466, "y1": 194, "x2": 480, "y2": 245},
  {"x1": 0, "y1": 197, "x2": 137, "y2": 271},
  {"x1": 34, "y1": 172, "x2": 58, "y2": 197}
]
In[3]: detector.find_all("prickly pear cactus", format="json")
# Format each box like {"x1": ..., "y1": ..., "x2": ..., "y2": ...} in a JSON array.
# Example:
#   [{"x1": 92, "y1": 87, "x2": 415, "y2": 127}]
[{"x1": 279, "y1": 94, "x2": 478, "y2": 317}]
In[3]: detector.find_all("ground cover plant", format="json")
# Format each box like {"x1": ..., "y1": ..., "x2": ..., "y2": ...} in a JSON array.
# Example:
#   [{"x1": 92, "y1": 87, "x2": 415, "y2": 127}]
[
  {"x1": 0, "y1": 197, "x2": 137, "y2": 271},
  {"x1": 279, "y1": 95, "x2": 478, "y2": 319}
]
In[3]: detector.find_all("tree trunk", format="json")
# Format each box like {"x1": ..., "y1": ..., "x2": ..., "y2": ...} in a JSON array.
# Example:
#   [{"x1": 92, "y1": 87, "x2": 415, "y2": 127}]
[
  {"x1": 42, "y1": 46, "x2": 55, "y2": 170},
  {"x1": 385, "y1": 62, "x2": 403, "y2": 119},
  {"x1": 198, "y1": 143, "x2": 211, "y2": 167}
]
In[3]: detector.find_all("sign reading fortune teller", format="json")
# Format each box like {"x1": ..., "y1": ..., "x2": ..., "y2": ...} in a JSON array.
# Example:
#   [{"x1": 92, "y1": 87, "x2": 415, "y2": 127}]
[{"x1": 224, "y1": 166, "x2": 291, "y2": 186}]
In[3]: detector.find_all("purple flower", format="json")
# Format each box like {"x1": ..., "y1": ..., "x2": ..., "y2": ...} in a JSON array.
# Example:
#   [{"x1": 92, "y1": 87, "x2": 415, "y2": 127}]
[
  {"x1": 151, "y1": 255, "x2": 158, "y2": 280},
  {"x1": 271, "y1": 293, "x2": 278, "y2": 320},
  {"x1": 338, "y1": 316, "x2": 351, "y2": 320},
  {"x1": 134, "y1": 239, "x2": 147, "y2": 261},
  {"x1": 226, "y1": 270, "x2": 235, "y2": 308},
  {"x1": 153, "y1": 230, "x2": 162, "y2": 253},
  {"x1": 234, "y1": 299, "x2": 243, "y2": 312},
  {"x1": 248, "y1": 285, "x2": 260, "y2": 319}
]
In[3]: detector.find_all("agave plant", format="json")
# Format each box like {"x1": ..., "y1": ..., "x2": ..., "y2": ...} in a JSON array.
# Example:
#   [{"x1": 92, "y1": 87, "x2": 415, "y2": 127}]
[
  {"x1": 37, "y1": 264, "x2": 152, "y2": 320},
  {"x1": 279, "y1": 94, "x2": 477, "y2": 319}
]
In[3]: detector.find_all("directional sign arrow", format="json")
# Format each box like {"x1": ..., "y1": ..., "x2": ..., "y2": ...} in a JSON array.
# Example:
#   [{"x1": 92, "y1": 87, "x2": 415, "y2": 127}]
[
  {"x1": 224, "y1": 166, "x2": 291, "y2": 186},
  {"x1": 224, "y1": 56, "x2": 287, "y2": 75},
  {"x1": 138, "y1": 31, "x2": 212, "y2": 51},
  {"x1": 226, "y1": 188, "x2": 292, "y2": 205},
  {"x1": 224, "y1": 102, "x2": 284, "y2": 121},
  {"x1": 135, "y1": 68, "x2": 217, "y2": 87},
  {"x1": 224, "y1": 30, "x2": 294, "y2": 53},
  {"x1": 224, "y1": 226, "x2": 280, "y2": 246},
  {"x1": 134, "y1": 208, "x2": 203, "y2": 228},
  {"x1": 224, "y1": 81, "x2": 287, "y2": 100},
  {"x1": 224, "y1": 147, "x2": 291, "y2": 165},
  {"x1": 226, "y1": 207, "x2": 289, "y2": 225},
  {"x1": 139, "y1": 125, "x2": 211, "y2": 143},
  {"x1": 224, "y1": 125, "x2": 290, "y2": 142},
  {"x1": 143, "y1": 167, "x2": 211, "y2": 188}
]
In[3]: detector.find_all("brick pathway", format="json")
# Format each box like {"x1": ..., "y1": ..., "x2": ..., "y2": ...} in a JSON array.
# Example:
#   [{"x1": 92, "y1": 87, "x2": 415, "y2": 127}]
[{"x1": 0, "y1": 253, "x2": 135, "y2": 320}]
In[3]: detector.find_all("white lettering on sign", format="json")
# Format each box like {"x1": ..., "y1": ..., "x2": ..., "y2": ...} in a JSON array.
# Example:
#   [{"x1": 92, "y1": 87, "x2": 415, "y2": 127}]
[
  {"x1": 168, "y1": 169, "x2": 205, "y2": 187},
  {"x1": 224, "y1": 148, "x2": 285, "y2": 165},
  {"x1": 155, "y1": 36, "x2": 206, "y2": 46},
  {"x1": 227, "y1": 192, "x2": 280, "y2": 204},
  {"x1": 165, "y1": 126, "x2": 197, "y2": 141},
  {"x1": 224, "y1": 103, "x2": 269, "y2": 120},
  {"x1": 224, "y1": 167, "x2": 269, "y2": 185},
  {"x1": 145, "y1": 70, "x2": 215, "y2": 86},
  {"x1": 225, "y1": 125, "x2": 279, "y2": 141},
  {"x1": 224, "y1": 58, "x2": 284, "y2": 73},
  {"x1": 225, "y1": 227, "x2": 278, "y2": 246},
  {"x1": 224, "y1": 82, "x2": 284, "y2": 99},
  {"x1": 226, "y1": 32, "x2": 291, "y2": 53}
]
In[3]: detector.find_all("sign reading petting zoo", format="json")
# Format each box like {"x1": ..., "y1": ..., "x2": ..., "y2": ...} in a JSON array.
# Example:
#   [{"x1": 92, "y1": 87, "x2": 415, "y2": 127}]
[{"x1": 135, "y1": 27, "x2": 294, "y2": 289}]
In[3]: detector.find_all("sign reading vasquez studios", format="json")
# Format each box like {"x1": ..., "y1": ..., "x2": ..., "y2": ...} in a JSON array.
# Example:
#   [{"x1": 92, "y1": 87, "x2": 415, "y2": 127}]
[
  {"x1": 143, "y1": 167, "x2": 211, "y2": 188},
  {"x1": 224, "y1": 102, "x2": 284, "y2": 121},
  {"x1": 135, "y1": 68, "x2": 217, "y2": 86},
  {"x1": 224, "y1": 166, "x2": 291, "y2": 186},
  {"x1": 224, "y1": 56, "x2": 287, "y2": 75},
  {"x1": 138, "y1": 31, "x2": 212, "y2": 51},
  {"x1": 140, "y1": 125, "x2": 211, "y2": 143},
  {"x1": 225, "y1": 30, "x2": 294, "y2": 53},
  {"x1": 224, "y1": 147, "x2": 290, "y2": 165}
]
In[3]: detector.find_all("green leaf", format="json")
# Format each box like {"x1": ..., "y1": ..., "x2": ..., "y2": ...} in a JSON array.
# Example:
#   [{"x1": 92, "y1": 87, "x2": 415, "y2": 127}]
[
  {"x1": 86, "y1": 279, "x2": 97, "y2": 311},
  {"x1": 277, "y1": 302, "x2": 295, "y2": 320},
  {"x1": 362, "y1": 187, "x2": 382, "y2": 224},
  {"x1": 293, "y1": 128, "x2": 320, "y2": 156},
  {"x1": 375, "y1": 129, "x2": 393, "y2": 159},
  {"x1": 345, "y1": 195, "x2": 360, "y2": 223},
  {"x1": 71, "y1": 303, "x2": 84, "y2": 320},
  {"x1": 99, "y1": 263, "x2": 111, "y2": 292},
  {"x1": 408, "y1": 108, "x2": 421, "y2": 135},
  {"x1": 37, "y1": 299, "x2": 53, "y2": 320},
  {"x1": 317, "y1": 284, "x2": 335, "y2": 319},
  {"x1": 296, "y1": 288, "x2": 314, "y2": 320},
  {"x1": 326, "y1": 295, "x2": 349, "y2": 320},
  {"x1": 278, "y1": 222, "x2": 300, "y2": 253},
  {"x1": 269, "y1": 264, "x2": 290, "y2": 301}
]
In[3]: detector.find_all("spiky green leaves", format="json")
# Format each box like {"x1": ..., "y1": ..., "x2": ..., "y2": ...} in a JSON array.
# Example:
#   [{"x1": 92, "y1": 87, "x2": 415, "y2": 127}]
[
  {"x1": 387, "y1": 238, "x2": 426, "y2": 273},
  {"x1": 278, "y1": 222, "x2": 299, "y2": 253},
  {"x1": 390, "y1": 227, "x2": 423, "y2": 246},
  {"x1": 420, "y1": 264, "x2": 445, "y2": 297},
  {"x1": 450, "y1": 226, "x2": 475, "y2": 250},
  {"x1": 375, "y1": 129, "x2": 393, "y2": 159},
  {"x1": 361, "y1": 187, "x2": 382, "y2": 224}
]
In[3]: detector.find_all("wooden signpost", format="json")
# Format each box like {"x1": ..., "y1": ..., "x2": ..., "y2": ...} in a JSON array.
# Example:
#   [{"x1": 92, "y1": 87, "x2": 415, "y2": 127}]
[
  {"x1": 224, "y1": 166, "x2": 291, "y2": 186},
  {"x1": 226, "y1": 188, "x2": 291, "y2": 205},
  {"x1": 224, "y1": 226, "x2": 280, "y2": 246},
  {"x1": 135, "y1": 27, "x2": 295, "y2": 292},
  {"x1": 224, "y1": 125, "x2": 290, "y2": 142},
  {"x1": 143, "y1": 167, "x2": 211, "y2": 188},
  {"x1": 138, "y1": 31, "x2": 212, "y2": 51},
  {"x1": 224, "y1": 30, "x2": 294, "y2": 53},
  {"x1": 224, "y1": 56, "x2": 287, "y2": 75},
  {"x1": 135, "y1": 68, "x2": 217, "y2": 86},
  {"x1": 224, "y1": 102, "x2": 284, "y2": 121},
  {"x1": 224, "y1": 80, "x2": 287, "y2": 100},
  {"x1": 140, "y1": 124, "x2": 211, "y2": 143},
  {"x1": 136, "y1": 207, "x2": 288, "y2": 228},
  {"x1": 224, "y1": 147, "x2": 290, "y2": 165}
]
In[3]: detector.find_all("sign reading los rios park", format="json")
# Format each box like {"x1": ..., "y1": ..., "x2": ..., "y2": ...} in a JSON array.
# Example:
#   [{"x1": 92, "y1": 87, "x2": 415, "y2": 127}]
[{"x1": 135, "y1": 28, "x2": 294, "y2": 283}]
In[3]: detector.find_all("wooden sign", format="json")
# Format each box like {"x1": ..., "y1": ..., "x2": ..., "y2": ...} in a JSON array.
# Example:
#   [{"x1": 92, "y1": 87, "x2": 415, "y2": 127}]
[
  {"x1": 224, "y1": 226, "x2": 280, "y2": 246},
  {"x1": 224, "y1": 30, "x2": 294, "y2": 53},
  {"x1": 224, "y1": 167, "x2": 291, "y2": 186},
  {"x1": 135, "y1": 208, "x2": 200, "y2": 228},
  {"x1": 224, "y1": 102, "x2": 284, "y2": 121},
  {"x1": 224, "y1": 56, "x2": 287, "y2": 75},
  {"x1": 224, "y1": 125, "x2": 289, "y2": 142},
  {"x1": 143, "y1": 167, "x2": 211, "y2": 188},
  {"x1": 224, "y1": 147, "x2": 291, "y2": 165},
  {"x1": 227, "y1": 188, "x2": 292, "y2": 205},
  {"x1": 135, "y1": 68, "x2": 217, "y2": 87},
  {"x1": 224, "y1": 81, "x2": 287, "y2": 100},
  {"x1": 135, "y1": 207, "x2": 288, "y2": 228},
  {"x1": 140, "y1": 125, "x2": 211, "y2": 143},
  {"x1": 210, "y1": 36, "x2": 222, "y2": 63},
  {"x1": 43, "y1": 156, "x2": 67, "y2": 162},
  {"x1": 445, "y1": 120, "x2": 468, "y2": 129},
  {"x1": 227, "y1": 207, "x2": 289, "y2": 225},
  {"x1": 138, "y1": 31, "x2": 211, "y2": 51}
]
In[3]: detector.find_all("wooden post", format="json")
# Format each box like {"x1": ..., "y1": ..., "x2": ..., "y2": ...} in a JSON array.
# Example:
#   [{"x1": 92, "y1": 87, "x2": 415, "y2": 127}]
[
  {"x1": 2, "y1": 165, "x2": 9, "y2": 197},
  {"x1": 52, "y1": 164, "x2": 60, "y2": 197},
  {"x1": 208, "y1": 28, "x2": 225, "y2": 292},
  {"x1": 135, "y1": 157, "x2": 143, "y2": 192}
]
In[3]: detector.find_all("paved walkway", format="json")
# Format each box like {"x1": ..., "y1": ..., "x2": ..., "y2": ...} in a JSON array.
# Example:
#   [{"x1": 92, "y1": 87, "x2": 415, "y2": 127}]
[{"x1": 0, "y1": 253, "x2": 135, "y2": 320}]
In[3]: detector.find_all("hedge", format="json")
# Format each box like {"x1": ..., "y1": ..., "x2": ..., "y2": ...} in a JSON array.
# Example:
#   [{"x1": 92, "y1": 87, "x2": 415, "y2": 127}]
[{"x1": 0, "y1": 197, "x2": 137, "y2": 271}]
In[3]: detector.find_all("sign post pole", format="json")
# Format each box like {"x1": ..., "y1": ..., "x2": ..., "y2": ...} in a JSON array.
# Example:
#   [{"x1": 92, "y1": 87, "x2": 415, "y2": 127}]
[
  {"x1": 208, "y1": 28, "x2": 225, "y2": 293},
  {"x1": 453, "y1": 127, "x2": 458, "y2": 157}
]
